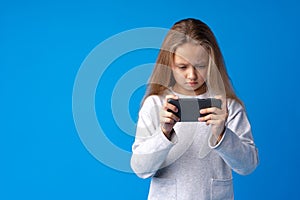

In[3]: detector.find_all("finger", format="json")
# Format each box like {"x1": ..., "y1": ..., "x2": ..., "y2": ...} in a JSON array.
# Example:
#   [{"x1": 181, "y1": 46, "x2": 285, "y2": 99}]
[
  {"x1": 164, "y1": 95, "x2": 179, "y2": 113},
  {"x1": 165, "y1": 95, "x2": 179, "y2": 106},
  {"x1": 165, "y1": 102, "x2": 178, "y2": 113},
  {"x1": 214, "y1": 96, "x2": 228, "y2": 123},
  {"x1": 165, "y1": 94, "x2": 179, "y2": 101},
  {"x1": 161, "y1": 117, "x2": 176, "y2": 124},
  {"x1": 161, "y1": 116, "x2": 179, "y2": 124},
  {"x1": 161, "y1": 109, "x2": 180, "y2": 122},
  {"x1": 198, "y1": 113, "x2": 214, "y2": 122},
  {"x1": 204, "y1": 118, "x2": 222, "y2": 126},
  {"x1": 164, "y1": 111, "x2": 180, "y2": 122},
  {"x1": 214, "y1": 95, "x2": 227, "y2": 112},
  {"x1": 205, "y1": 113, "x2": 214, "y2": 121},
  {"x1": 202, "y1": 117, "x2": 215, "y2": 125},
  {"x1": 200, "y1": 107, "x2": 219, "y2": 115}
]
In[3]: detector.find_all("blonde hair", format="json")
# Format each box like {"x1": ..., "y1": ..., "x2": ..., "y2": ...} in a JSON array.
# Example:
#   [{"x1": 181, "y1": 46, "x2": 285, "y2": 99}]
[{"x1": 143, "y1": 18, "x2": 243, "y2": 106}]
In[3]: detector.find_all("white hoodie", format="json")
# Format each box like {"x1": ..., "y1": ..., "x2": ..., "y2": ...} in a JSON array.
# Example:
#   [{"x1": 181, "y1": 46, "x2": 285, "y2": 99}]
[{"x1": 131, "y1": 92, "x2": 259, "y2": 200}]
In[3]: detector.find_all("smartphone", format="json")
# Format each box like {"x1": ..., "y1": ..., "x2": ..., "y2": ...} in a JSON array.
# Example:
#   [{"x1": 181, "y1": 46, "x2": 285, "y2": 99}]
[{"x1": 167, "y1": 98, "x2": 222, "y2": 122}]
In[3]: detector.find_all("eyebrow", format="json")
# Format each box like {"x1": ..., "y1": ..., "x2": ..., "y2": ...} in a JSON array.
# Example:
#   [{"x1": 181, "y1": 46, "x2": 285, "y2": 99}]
[
  {"x1": 194, "y1": 64, "x2": 207, "y2": 67},
  {"x1": 175, "y1": 62, "x2": 189, "y2": 65},
  {"x1": 175, "y1": 61, "x2": 207, "y2": 67}
]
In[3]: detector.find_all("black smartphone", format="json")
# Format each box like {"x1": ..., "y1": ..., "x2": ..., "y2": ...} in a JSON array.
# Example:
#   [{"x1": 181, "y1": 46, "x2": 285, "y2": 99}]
[{"x1": 167, "y1": 98, "x2": 222, "y2": 122}]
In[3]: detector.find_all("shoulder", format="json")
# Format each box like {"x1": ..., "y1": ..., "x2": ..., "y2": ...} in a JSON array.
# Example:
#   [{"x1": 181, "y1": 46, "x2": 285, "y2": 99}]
[
  {"x1": 226, "y1": 98, "x2": 246, "y2": 118},
  {"x1": 227, "y1": 98, "x2": 244, "y2": 111},
  {"x1": 139, "y1": 95, "x2": 164, "y2": 114},
  {"x1": 143, "y1": 95, "x2": 164, "y2": 106}
]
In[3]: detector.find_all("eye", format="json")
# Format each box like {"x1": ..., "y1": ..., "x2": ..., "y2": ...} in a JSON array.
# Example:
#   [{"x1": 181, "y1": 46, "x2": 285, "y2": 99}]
[
  {"x1": 195, "y1": 65, "x2": 206, "y2": 69},
  {"x1": 177, "y1": 65, "x2": 187, "y2": 70}
]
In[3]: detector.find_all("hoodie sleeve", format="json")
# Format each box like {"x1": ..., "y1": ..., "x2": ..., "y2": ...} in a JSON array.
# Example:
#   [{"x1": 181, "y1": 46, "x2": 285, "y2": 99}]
[
  {"x1": 209, "y1": 99, "x2": 259, "y2": 175},
  {"x1": 130, "y1": 96, "x2": 177, "y2": 179}
]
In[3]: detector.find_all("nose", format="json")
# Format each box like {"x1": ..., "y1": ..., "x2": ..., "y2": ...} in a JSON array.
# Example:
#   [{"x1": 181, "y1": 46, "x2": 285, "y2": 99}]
[{"x1": 187, "y1": 67, "x2": 197, "y2": 80}]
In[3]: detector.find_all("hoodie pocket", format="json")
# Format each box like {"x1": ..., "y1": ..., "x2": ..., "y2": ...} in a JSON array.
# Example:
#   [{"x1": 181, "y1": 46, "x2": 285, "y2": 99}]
[
  {"x1": 148, "y1": 177, "x2": 177, "y2": 200},
  {"x1": 211, "y1": 178, "x2": 234, "y2": 200}
]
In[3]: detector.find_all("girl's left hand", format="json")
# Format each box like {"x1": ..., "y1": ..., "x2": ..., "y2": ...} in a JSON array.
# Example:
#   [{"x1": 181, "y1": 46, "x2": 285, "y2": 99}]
[{"x1": 198, "y1": 97, "x2": 228, "y2": 143}]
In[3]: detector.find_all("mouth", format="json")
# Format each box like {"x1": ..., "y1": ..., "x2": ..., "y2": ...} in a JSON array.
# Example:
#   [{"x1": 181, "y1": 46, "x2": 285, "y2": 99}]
[{"x1": 187, "y1": 82, "x2": 198, "y2": 86}]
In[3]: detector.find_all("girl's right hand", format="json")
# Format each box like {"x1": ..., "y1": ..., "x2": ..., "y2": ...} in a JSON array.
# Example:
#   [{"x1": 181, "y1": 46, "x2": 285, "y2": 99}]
[{"x1": 160, "y1": 95, "x2": 180, "y2": 139}]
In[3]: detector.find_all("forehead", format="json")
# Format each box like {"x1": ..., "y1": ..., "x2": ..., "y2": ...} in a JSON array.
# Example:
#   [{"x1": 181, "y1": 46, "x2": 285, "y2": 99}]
[{"x1": 174, "y1": 43, "x2": 209, "y2": 65}]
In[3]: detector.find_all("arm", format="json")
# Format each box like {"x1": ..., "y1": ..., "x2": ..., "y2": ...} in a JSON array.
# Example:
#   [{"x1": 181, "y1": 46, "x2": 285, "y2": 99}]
[
  {"x1": 130, "y1": 96, "x2": 178, "y2": 179},
  {"x1": 209, "y1": 100, "x2": 259, "y2": 175}
]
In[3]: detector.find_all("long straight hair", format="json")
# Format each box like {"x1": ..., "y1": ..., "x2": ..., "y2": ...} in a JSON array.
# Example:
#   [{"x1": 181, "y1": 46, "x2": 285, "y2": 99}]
[{"x1": 143, "y1": 18, "x2": 243, "y2": 106}]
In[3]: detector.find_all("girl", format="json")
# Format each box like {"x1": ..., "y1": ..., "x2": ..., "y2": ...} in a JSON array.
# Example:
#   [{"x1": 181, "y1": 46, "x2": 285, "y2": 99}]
[{"x1": 131, "y1": 18, "x2": 258, "y2": 200}]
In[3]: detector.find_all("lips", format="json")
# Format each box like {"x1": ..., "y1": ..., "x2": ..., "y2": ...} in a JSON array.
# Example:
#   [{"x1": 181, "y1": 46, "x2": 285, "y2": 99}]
[{"x1": 187, "y1": 82, "x2": 198, "y2": 86}]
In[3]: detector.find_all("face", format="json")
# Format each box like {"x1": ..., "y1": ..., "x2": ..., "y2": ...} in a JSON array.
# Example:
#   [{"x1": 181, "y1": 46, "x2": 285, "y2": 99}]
[{"x1": 171, "y1": 42, "x2": 209, "y2": 96}]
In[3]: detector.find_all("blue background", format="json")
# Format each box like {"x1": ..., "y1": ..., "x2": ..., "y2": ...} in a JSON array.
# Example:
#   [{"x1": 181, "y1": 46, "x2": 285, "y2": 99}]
[{"x1": 1, "y1": 0, "x2": 300, "y2": 199}]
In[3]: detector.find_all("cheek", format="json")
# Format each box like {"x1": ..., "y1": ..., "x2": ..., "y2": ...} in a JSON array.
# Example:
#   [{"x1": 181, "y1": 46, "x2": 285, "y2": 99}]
[
  {"x1": 173, "y1": 69, "x2": 185, "y2": 79},
  {"x1": 197, "y1": 69, "x2": 208, "y2": 80}
]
